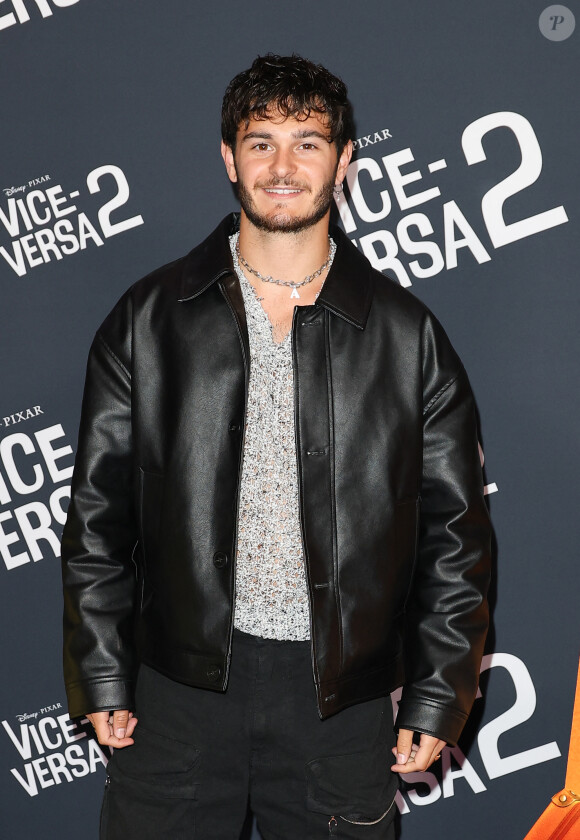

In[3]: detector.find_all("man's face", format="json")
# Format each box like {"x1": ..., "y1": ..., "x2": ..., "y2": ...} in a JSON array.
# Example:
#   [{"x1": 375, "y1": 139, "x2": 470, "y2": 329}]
[{"x1": 221, "y1": 110, "x2": 352, "y2": 234}]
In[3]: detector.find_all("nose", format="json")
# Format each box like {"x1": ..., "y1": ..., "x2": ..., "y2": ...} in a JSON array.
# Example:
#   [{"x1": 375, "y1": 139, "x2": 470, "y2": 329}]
[{"x1": 269, "y1": 147, "x2": 297, "y2": 181}]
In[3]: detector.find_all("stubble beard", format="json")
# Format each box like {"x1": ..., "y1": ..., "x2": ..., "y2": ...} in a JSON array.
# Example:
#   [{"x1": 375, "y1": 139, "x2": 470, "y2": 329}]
[{"x1": 236, "y1": 170, "x2": 337, "y2": 234}]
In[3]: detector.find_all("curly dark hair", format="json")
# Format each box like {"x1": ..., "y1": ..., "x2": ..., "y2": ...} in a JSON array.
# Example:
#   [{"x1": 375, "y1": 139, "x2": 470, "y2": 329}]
[{"x1": 221, "y1": 54, "x2": 354, "y2": 152}]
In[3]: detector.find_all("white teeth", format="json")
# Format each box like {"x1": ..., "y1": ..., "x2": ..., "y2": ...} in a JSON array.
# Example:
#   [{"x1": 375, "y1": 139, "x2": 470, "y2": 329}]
[{"x1": 265, "y1": 188, "x2": 301, "y2": 194}]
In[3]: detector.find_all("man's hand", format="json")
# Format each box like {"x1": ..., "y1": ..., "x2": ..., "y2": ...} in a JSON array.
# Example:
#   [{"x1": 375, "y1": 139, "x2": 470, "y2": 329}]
[
  {"x1": 391, "y1": 728, "x2": 446, "y2": 774},
  {"x1": 87, "y1": 709, "x2": 138, "y2": 749}
]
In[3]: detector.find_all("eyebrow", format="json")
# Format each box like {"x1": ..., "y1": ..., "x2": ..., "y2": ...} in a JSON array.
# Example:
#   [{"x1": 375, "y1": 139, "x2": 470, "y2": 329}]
[{"x1": 240, "y1": 129, "x2": 331, "y2": 143}]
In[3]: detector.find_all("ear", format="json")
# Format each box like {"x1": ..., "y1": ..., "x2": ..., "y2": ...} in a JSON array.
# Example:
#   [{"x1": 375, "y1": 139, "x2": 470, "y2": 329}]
[
  {"x1": 221, "y1": 141, "x2": 238, "y2": 183},
  {"x1": 335, "y1": 139, "x2": 353, "y2": 187}
]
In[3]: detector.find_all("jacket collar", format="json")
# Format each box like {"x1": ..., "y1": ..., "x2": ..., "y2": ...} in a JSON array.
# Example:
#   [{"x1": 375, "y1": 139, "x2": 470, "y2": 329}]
[{"x1": 178, "y1": 213, "x2": 374, "y2": 330}]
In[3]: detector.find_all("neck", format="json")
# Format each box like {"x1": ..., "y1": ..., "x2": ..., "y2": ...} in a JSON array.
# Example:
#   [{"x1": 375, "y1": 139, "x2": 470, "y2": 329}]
[{"x1": 237, "y1": 210, "x2": 331, "y2": 283}]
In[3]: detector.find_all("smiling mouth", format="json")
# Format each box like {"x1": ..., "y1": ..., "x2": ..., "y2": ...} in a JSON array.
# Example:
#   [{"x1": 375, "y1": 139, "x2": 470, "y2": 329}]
[{"x1": 263, "y1": 188, "x2": 303, "y2": 195}]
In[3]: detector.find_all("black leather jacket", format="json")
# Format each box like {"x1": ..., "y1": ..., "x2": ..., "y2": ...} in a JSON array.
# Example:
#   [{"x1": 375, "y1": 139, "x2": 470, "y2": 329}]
[{"x1": 62, "y1": 214, "x2": 491, "y2": 746}]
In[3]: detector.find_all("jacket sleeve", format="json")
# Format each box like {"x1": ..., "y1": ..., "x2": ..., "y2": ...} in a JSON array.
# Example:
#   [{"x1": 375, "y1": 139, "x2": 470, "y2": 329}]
[
  {"x1": 396, "y1": 312, "x2": 492, "y2": 746},
  {"x1": 61, "y1": 291, "x2": 138, "y2": 719}
]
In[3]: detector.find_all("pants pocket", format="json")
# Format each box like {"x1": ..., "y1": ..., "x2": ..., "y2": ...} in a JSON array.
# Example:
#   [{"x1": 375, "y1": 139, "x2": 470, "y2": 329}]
[
  {"x1": 306, "y1": 746, "x2": 398, "y2": 836},
  {"x1": 100, "y1": 725, "x2": 200, "y2": 840}
]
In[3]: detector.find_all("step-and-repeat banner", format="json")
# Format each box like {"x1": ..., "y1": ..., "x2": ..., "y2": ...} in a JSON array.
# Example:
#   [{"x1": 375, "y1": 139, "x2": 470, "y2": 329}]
[{"x1": 1, "y1": 2, "x2": 578, "y2": 838}]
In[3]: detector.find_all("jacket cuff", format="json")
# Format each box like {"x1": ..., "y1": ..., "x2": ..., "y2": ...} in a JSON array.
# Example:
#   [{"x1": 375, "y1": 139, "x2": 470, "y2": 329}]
[
  {"x1": 66, "y1": 677, "x2": 136, "y2": 720},
  {"x1": 396, "y1": 697, "x2": 468, "y2": 747}
]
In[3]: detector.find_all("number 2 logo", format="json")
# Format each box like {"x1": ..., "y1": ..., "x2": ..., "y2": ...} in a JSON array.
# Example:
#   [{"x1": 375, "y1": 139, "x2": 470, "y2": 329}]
[
  {"x1": 462, "y1": 111, "x2": 568, "y2": 248},
  {"x1": 86, "y1": 165, "x2": 144, "y2": 238}
]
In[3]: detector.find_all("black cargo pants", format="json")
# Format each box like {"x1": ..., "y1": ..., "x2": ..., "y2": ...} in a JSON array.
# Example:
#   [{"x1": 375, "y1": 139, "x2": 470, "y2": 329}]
[{"x1": 100, "y1": 630, "x2": 398, "y2": 839}]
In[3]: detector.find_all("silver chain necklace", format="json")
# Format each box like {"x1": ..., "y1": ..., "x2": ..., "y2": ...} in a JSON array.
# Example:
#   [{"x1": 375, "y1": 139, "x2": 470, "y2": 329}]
[{"x1": 235, "y1": 237, "x2": 336, "y2": 299}]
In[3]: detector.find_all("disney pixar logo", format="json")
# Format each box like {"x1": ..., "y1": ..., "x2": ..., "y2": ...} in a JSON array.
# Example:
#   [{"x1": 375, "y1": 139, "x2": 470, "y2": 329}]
[{"x1": 3, "y1": 175, "x2": 51, "y2": 198}]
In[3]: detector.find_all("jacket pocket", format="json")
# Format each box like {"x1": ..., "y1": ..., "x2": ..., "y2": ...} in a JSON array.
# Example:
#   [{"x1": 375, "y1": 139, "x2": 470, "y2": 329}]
[
  {"x1": 395, "y1": 497, "x2": 420, "y2": 606},
  {"x1": 139, "y1": 469, "x2": 164, "y2": 573}
]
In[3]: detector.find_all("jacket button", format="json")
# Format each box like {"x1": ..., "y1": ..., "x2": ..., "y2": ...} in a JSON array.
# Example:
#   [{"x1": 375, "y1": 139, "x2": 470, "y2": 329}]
[
  {"x1": 206, "y1": 664, "x2": 221, "y2": 682},
  {"x1": 213, "y1": 551, "x2": 229, "y2": 569}
]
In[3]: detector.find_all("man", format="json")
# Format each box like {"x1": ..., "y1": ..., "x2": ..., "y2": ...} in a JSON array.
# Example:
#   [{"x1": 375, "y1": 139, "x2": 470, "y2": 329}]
[{"x1": 62, "y1": 54, "x2": 491, "y2": 839}]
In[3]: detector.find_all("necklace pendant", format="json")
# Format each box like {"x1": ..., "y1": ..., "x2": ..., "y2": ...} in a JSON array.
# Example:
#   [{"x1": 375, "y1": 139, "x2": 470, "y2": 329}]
[{"x1": 290, "y1": 286, "x2": 300, "y2": 299}]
